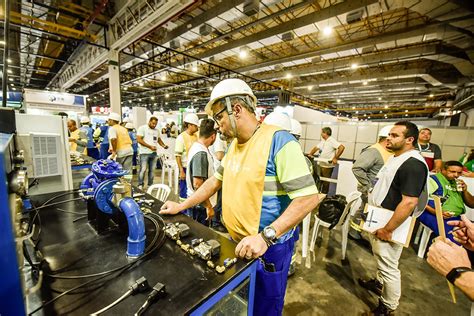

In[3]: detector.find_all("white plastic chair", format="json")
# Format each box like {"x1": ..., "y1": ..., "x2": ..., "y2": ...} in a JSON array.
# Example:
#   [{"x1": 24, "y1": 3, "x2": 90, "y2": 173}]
[
  {"x1": 147, "y1": 184, "x2": 171, "y2": 203},
  {"x1": 309, "y1": 191, "x2": 362, "y2": 260},
  {"x1": 159, "y1": 155, "x2": 179, "y2": 195},
  {"x1": 413, "y1": 223, "x2": 433, "y2": 258}
]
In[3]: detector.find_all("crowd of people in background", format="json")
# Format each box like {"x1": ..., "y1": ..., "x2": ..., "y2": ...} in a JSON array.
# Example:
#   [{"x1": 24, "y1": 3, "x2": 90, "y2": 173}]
[{"x1": 64, "y1": 80, "x2": 474, "y2": 315}]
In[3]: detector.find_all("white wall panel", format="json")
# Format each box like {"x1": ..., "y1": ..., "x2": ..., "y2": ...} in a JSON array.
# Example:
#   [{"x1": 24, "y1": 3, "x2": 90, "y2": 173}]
[
  {"x1": 429, "y1": 128, "x2": 445, "y2": 145},
  {"x1": 304, "y1": 139, "x2": 320, "y2": 153},
  {"x1": 337, "y1": 124, "x2": 357, "y2": 142},
  {"x1": 442, "y1": 145, "x2": 466, "y2": 161},
  {"x1": 356, "y1": 124, "x2": 378, "y2": 143},
  {"x1": 444, "y1": 129, "x2": 469, "y2": 146},
  {"x1": 306, "y1": 124, "x2": 321, "y2": 140},
  {"x1": 340, "y1": 142, "x2": 355, "y2": 160}
]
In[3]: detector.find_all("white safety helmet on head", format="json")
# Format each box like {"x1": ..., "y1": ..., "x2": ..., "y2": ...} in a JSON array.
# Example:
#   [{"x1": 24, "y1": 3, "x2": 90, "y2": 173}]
[
  {"x1": 184, "y1": 113, "x2": 199, "y2": 126},
  {"x1": 290, "y1": 119, "x2": 302, "y2": 137},
  {"x1": 123, "y1": 117, "x2": 131, "y2": 123},
  {"x1": 80, "y1": 116, "x2": 90, "y2": 124},
  {"x1": 378, "y1": 125, "x2": 393, "y2": 138},
  {"x1": 108, "y1": 112, "x2": 121, "y2": 122},
  {"x1": 263, "y1": 112, "x2": 292, "y2": 131},
  {"x1": 125, "y1": 122, "x2": 134, "y2": 129},
  {"x1": 205, "y1": 78, "x2": 257, "y2": 115}
]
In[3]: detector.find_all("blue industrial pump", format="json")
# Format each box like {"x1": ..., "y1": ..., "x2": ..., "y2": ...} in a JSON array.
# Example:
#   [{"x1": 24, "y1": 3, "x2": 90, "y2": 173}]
[{"x1": 80, "y1": 159, "x2": 146, "y2": 257}]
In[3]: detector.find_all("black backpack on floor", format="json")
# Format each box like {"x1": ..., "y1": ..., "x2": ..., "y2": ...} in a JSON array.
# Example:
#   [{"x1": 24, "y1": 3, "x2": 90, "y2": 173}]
[{"x1": 316, "y1": 195, "x2": 347, "y2": 229}]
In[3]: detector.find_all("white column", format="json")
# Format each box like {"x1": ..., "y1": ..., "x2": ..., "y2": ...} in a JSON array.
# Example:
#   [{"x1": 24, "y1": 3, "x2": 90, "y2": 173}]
[{"x1": 108, "y1": 50, "x2": 121, "y2": 115}]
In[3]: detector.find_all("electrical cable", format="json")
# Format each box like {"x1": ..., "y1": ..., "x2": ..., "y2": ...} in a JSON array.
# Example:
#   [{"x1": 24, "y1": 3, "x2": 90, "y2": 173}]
[
  {"x1": 49, "y1": 214, "x2": 163, "y2": 280},
  {"x1": 90, "y1": 276, "x2": 150, "y2": 315},
  {"x1": 134, "y1": 282, "x2": 166, "y2": 316},
  {"x1": 33, "y1": 197, "x2": 83, "y2": 210}
]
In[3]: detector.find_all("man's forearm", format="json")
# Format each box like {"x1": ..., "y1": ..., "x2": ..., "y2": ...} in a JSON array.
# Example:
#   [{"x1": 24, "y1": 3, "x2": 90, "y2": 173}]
[
  {"x1": 176, "y1": 155, "x2": 184, "y2": 172},
  {"x1": 425, "y1": 204, "x2": 436, "y2": 215},
  {"x1": 180, "y1": 176, "x2": 221, "y2": 210},
  {"x1": 271, "y1": 194, "x2": 319, "y2": 238},
  {"x1": 110, "y1": 139, "x2": 117, "y2": 152},
  {"x1": 434, "y1": 159, "x2": 442, "y2": 172},
  {"x1": 385, "y1": 198, "x2": 417, "y2": 232},
  {"x1": 334, "y1": 145, "x2": 345, "y2": 159},
  {"x1": 352, "y1": 167, "x2": 370, "y2": 189},
  {"x1": 158, "y1": 138, "x2": 167, "y2": 148},
  {"x1": 454, "y1": 271, "x2": 474, "y2": 301},
  {"x1": 462, "y1": 190, "x2": 474, "y2": 208},
  {"x1": 194, "y1": 177, "x2": 213, "y2": 209}
]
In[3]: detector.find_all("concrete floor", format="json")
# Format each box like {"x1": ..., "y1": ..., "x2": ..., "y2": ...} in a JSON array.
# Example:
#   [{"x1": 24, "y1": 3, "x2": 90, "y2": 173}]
[{"x1": 72, "y1": 168, "x2": 472, "y2": 315}]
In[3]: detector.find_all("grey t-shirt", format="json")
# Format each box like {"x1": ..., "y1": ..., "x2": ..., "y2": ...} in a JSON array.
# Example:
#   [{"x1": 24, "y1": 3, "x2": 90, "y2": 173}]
[{"x1": 189, "y1": 152, "x2": 209, "y2": 190}]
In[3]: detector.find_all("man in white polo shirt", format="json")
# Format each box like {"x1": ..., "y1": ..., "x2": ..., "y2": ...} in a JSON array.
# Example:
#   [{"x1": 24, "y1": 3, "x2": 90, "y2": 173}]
[
  {"x1": 308, "y1": 127, "x2": 345, "y2": 193},
  {"x1": 137, "y1": 116, "x2": 168, "y2": 189}
]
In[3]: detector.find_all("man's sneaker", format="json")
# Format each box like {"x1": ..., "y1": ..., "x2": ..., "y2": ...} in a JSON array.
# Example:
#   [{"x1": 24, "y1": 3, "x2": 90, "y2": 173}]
[
  {"x1": 363, "y1": 300, "x2": 395, "y2": 316},
  {"x1": 358, "y1": 278, "x2": 383, "y2": 296}
]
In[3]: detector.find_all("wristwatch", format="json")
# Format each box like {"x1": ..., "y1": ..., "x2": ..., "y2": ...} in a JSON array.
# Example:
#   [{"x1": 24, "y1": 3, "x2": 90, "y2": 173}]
[
  {"x1": 261, "y1": 225, "x2": 277, "y2": 247},
  {"x1": 446, "y1": 267, "x2": 472, "y2": 284}
]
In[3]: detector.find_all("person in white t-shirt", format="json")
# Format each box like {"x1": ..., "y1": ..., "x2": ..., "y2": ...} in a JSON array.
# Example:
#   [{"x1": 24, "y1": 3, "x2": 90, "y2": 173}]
[
  {"x1": 308, "y1": 127, "x2": 345, "y2": 193},
  {"x1": 137, "y1": 116, "x2": 168, "y2": 189}
]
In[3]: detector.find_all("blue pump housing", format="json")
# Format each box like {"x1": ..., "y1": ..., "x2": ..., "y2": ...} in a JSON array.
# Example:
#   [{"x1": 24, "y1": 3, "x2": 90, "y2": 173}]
[{"x1": 80, "y1": 159, "x2": 146, "y2": 257}]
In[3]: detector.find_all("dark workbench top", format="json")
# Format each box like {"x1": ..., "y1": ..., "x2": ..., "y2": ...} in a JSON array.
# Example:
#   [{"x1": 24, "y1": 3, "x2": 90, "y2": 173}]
[
  {"x1": 70, "y1": 154, "x2": 96, "y2": 167},
  {"x1": 29, "y1": 190, "x2": 252, "y2": 315}
]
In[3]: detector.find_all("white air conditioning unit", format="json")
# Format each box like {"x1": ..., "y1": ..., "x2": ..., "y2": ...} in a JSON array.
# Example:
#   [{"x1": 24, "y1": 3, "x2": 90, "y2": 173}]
[
  {"x1": 282, "y1": 32, "x2": 294, "y2": 41},
  {"x1": 346, "y1": 9, "x2": 364, "y2": 24},
  {"x1": 199, "y1": 24, "x2": 213, "y2": 36},
  {"x1": 18, "y1": 133, "x2": 63, "y2": 178},
  {"x1": 243, "y1": 0, "x2": 259, "y2": 16}
]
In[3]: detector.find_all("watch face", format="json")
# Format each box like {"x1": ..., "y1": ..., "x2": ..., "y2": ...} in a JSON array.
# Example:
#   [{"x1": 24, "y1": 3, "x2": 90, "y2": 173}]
[{"x1": 264, "y1": 226, "x2": 276, "y2": 240}]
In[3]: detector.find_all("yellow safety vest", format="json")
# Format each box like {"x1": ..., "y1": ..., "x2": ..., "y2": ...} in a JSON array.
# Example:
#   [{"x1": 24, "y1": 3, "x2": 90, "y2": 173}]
[
  {"x1": 182, "y1": 131, "x2": 197, "y2": 154},
  {"x1": 221, "y1": 124, "x2": 280, "y2": 241},
  {"x1": 112, "y1": 124, "x2": 132, "y2": 151},
  {"x1": 370, "y1": 142, "x2": 392, "y2": 163},
  {"x1": 70, "y1": 129, "x2": 80, "y2": 152}
]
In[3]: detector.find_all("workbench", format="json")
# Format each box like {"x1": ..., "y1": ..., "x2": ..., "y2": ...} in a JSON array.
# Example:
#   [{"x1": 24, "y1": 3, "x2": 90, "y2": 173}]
[
  {"x1": 70, "y1": 154, "x2": 96, "y2": 170},
  {"x1": 27, "y1": 190, "x2": 257, "y2": 315}
]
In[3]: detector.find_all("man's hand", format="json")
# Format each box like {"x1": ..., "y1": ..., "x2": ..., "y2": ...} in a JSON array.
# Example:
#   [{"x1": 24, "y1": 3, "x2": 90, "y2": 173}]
[
  {"x1": 331, "y1": 157, "x2": 338, "y2": 165},
  {"x1": 150, "y1": 145, "x2": 157, "y2": 151},
  {"x1": 443, "y1": 211, "x2": 454, "y2": 219},
  {"x1": 179, "y1": 169, "x2": 186, "y2": 180},
  {"x1": 448, "y1": 214, "x2": 474, "y2": 251},
  {"x1": 235, "y1": 234, "x2": 268, "y2": 260},
  {"x1": 458, "y1": 179, "x2": 467, "y2": 192},
  {"x1": 159, "y1": 201, "x2": 183, "y2": 215},
  {"x1": 205, "y1": 206, "x2": 215, "y2": 221},
  {"x1": 374, "y1": 227, "x2": 392, "y2": 241},
  {"x1": 427, "y1": 239, "x2": 472, "y2": 277},
  {"x1": 163, "y1": 145, "x2": 169, "y2": 150},
  {"x1": 69, "y1": 138, "x2": 76, "y2": 143}
]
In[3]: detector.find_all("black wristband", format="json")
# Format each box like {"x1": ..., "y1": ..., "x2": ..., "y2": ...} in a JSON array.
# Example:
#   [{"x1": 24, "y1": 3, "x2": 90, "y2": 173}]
[{"x1": 446, "y1": 267, "x2": 472, "y2": 284}]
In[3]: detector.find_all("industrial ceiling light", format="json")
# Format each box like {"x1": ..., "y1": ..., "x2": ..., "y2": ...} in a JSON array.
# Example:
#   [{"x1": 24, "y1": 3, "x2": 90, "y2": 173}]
[
  {"x1": 185, "y1": 90, "x2": 189, "y2": 95},
  {"x1": 161, "y1": 73, "x2": 167, "y2": 81},
  {"x1": 323, "y1": 26, "x2": 332, "y2": 36},
  {"x1": 355, "y1": 111, "x2": 359, "y2": 114},
  {"x1": 405, "y1": 109, "x2": 408, "y2": 112},
  {"x1": 7, "y1": 69, "x2": 12, "y2": 74},
  {"x1": 351, "y1": 63, "x2": 358, "y2": 69},
  {"x1": 8, "y1": 77, "x2": 13, "y2": 81},
  {"x1": 362, "y1": 81, "x2": 368, "y2": 85},
  {"x1": 123, "y1": 86, "x2": 128, "y2": 91},
  {"x1": 138, "y1": 98, "x2": 142, "y2": 101},
  {"x1": 129, "y1": 100, "x2": 132, "y2": 103},
  {"x1": 139, "y1": 81, "x2": 144, "y2": 87},
  {"x1": 285, "y1": 73, "x2": 292, "y2": 79},
  {"x1": 12, "y1": 87, "x2": 16, "y2": 91},
  {"x1": 7, "y1": 58, "x2": 12, "y2": 63},
  {"x1": 307, "y1": 85, "x2": 313, "y2": 91},
  {"x1": 209, "y1": 86, "x2": 213, "y2": 91},
  {"x1": 165, "y1": 93, "x2": 169, "y2": 98},
  {"x1": 0, "y1": 40, "x2": 5, "y2": 45},
  {"x1": 337, "y1": 99, "x2": 341, "y2": 103},
  {"x1": 378, "y1": 97, "x2": 382, "y2": 101},
  {"x1": 151, "y1": 96, "x2": 155, "y2": 100},
  {"x1": 239, "y1": 47, "x2": 248, "y2": 59},
  {"x1": 368, "y1": 116, "x2": 371, "y2": 119},
  {"x1": 429, "y1": 93, "x2": 434, "y2": 98},
  {"x1": 192, "y1": 64, "x2": 198, "y2": 72},
  {"x1": 352, "y1": 106, "x2": 355, "y2": 109},
  {"x1": 384, "y1": 105, "x2": 388, "y2": 109}
]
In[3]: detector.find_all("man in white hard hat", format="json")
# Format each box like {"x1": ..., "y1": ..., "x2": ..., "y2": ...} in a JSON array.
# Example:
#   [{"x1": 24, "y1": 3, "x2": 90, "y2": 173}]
[
  {"x1": 349, "y1": 125, "x2": 393, "y2": 240},
  {"x1": 80, "y1": 117, "x2": 99, "y2": 160},
  {"x1": 263, "y1": 112, "x2": 292, "y2": 131},
  {"x1": 137, "y1": 116, "x2": 168, "y2": 189},
  {"x1": 107, "y1": 112, "x2": 134, "y2": 173},
  {"x1": 160, "y1": 78, "x2": 319, "y2": 315},
  {"x1": 175, "y1": 113, "x2": 199, "y2": 206}
]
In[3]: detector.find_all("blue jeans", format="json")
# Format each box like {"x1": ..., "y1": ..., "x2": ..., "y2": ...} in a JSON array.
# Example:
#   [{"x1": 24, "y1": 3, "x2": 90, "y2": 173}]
[
  {"x1": 418, "y1": 210, "x2": 461, "y2": 244},
  {"x1": 138, "y1": 153, "x2": 157, "y2": 186},
  {"x1": 254, "y1": 234, "x2": 295, "y2": 316}
]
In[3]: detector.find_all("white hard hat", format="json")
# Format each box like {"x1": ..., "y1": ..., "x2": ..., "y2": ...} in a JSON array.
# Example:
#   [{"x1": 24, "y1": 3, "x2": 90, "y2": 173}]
[
  {"x1": 378, "y1": 125, "x2": 393, "y2": 138},
  {"x1": 184, "y1": 113, "x2": 199, "y2": 126},
  {"x1": 125, "y1": 122, "x2": 134, "y2": 129},
  {"x1": 108, "y1": 112, "x2": 121, "y2": 122},
  {"x1": 263, "y1": 112, "x2": 292, "y2": 131},
  {"x1": 205, "y1": 78, "x2": 257, "y2": 115},
  {"x1": 290, "y1": 119, "x2": 302, "y2": 136},
  {"x1": 80, "y1": 116, "x2": 90, "y2": 124}
]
